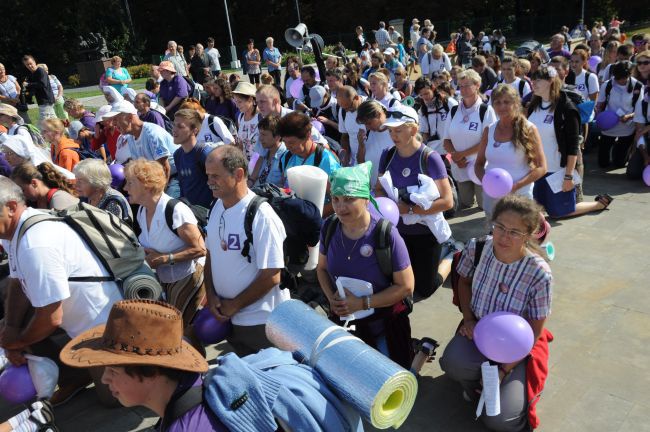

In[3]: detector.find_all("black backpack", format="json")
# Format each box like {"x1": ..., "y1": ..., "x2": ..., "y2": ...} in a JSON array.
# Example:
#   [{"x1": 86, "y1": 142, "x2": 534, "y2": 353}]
[
  {"x1": 565, "y1": 70, "x2": 593, "y2": 95},
  {"x1": 280, "y1": 143, "x2": 326, "y2": 173},
  {"x1": 241, "y1": 184, "x2": 322, "y2": 290},
  {"x1": 208, "y1": 114, "x2": 237, "y2": 144},
  {"x1": 561, "y1": 84, "x2": 586, "y2": 106},
  {"x1": 160, "y1": 113, "x2": 174, "y2": 135},
  {"x1": 603, "y1": 79, "x2": 643, "y2": 110},
  {"x1": 419, "y1": 99, "x2": 452, "y2": 141},
  {"x1": 163, "y1": 197, "x2": 210, "y2": 237}
]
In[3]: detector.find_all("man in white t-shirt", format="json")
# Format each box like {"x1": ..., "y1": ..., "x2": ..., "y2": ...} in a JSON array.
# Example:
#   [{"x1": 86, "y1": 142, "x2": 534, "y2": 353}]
[
  {"x1": 499, "y1": 57, "x2": 531, "y2": 100},
  {"x1": 0, "y1": 177, "x2": 122, "y2": 405},
  {"x1": 203, "y1": 145, "x2": 288, "y2": 356},
  {"x1": 421, "y1": 44, "x2": 452, "y2": 78},
  {"x1": 569, "y1": 49, "x2": 599, "y2": 101},
  {"x1": 337, "y1": 86, "x2": 367, "y2": 166},
  {"x1": 205, "y1": 37, "x2": 222, "y2": 77}
]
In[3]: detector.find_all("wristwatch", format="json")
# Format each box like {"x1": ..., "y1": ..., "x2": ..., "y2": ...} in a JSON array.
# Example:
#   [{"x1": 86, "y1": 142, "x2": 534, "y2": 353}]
[
  {"x1": 408, "y1": 206, "x2": 414, "y2": 215},
  {"x1": 168, "y1": 253, "x2": 175, "y2": 266}
]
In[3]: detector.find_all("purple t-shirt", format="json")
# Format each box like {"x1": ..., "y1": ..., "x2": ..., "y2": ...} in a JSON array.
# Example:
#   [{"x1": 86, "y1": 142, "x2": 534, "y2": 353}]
[
  {"x1": 547, "y1": 49, "x2": 571, "y2": 60},
  {"x1": 204, "y1": 98, "x2": 239, "y2": 124},
  {"x1": 320, "y1": 213, "x2": 410, "y2": 293},
  {"x1": 378, "y1": 144, "x2": 447, "y2": 235},
  {"x1": 80, "y1": 111, "x2": 97, "y2": 129},
  {"x1": 160, "y1": 76, "x2": 190, "y2": 116},
  {"x1": 162, "y1": 373, "x2": 227, "y2": 432},
  {"x1": 140, "y1": 109, "x2": 166, "y2": 129}
]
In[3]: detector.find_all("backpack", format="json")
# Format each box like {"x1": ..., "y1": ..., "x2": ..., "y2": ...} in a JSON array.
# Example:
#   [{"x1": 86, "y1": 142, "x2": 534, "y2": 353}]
[
  {"x1": 281, "y1": 143, "x2": 326, "y2": 173},
  {"x1": 566, "y1": 70, "x2": 593, "y2": 95},
  {"x1": 603, "y1": 79, "x2": 643, "y2": 110},
  {"x1": 72, "y1": 137, "x2": 102, "y2": 160},
  {"x1": 381, "y1": 145, "x2": 460, "y2": 219},
  {"x1": 160, "y1": 113, "x2": 174, "y2": 135},
  {"x1": 182, "y1": 76, "x2": 201, "y2": 101},
  {"x1": 495, "y1": 79, "x2": 527, "y2": 98},
  {"x1": 419, "y1": 99, "x2": 452, "y2": 141},
  {"x1": 163, "y1": 197, "x2": 210, "y2": 238},
  {"x1": 207, "y1": 115, "x2": 237, "y2": 144},
  {"x1": 449, "y1": 102, "x2": 489, "y2": 124},
  {"x1": 15, "y1": 124, "x2": 47, "y2": 148},
  {"x1": 450, "y1": 238, "x2": 486, "y2": 311},
  {"x1": 561, "y1": 85, "x2": 586, "y2": 106},
  {"x1": 241, "y1": 184, "x2": 322, "y2": 290},
  {"x1": 17, "y1": 202, "x2": 145, "y2": 284}
]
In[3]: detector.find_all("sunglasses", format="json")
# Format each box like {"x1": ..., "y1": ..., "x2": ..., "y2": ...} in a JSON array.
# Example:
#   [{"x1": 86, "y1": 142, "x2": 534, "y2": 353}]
[
  {"x1": 637, "y1": 60, "x2": 650, "y2": 66},
  {"x1": 386, "y1": 110, "x2": 417, "y2": 122}
]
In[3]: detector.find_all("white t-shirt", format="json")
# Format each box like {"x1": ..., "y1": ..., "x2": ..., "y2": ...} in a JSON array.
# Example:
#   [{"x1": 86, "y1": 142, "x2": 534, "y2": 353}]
[
  {"x1": 374, "y1": 94, "x2": 400, "y2": 109},
  {"x1": 484, "y1": 120, "x2": 536, "y2": 196},
  {"x1": 0, "y1": 75, "x2": 19, "y2": 99},
  {"x1": 206, "y1": 47, "x2": 221, "y2": 71},
  {"x1": 574, "y1": 70, "x2": 599, "y2": 99},
  {"x1": 597, "y1": 78, "x2": 644, "y2": 137},
  {"x1": 442, "y1": 98, "x2": 498, "y2": 182},
  {"x1": 114, "y1": 134, "x2": 132, "y2": 165},
  {"x1": 633, "y1": 93, "x2": 650, "y2": 128},
  {"x1": 421, "y1": 52, "x2": 452, "y2": 76},
  {"x1": 137, "y1": 193, "x2": 204, "y2": 283},
  {"x1": 286, "y1": 76, "x2": 297, "y2": 99},
  {"x1": 501, "y1": 77, "x2": 531, "y2": 99},
  {"x1": 238, "y1": 112, "x2": 260, "y2": 160},
  {"x1": 338, "y1": 106, "x2": 367, "y2": 164},
  {"x1": 198, "y1": 115, "x2": 234, "y2": 146},
  {"x1": 528, "y1": 106, "x2": 562, "y2": 172},
  {"x1": 205, "y1": 190, "x2": 289, "y2": 326},
  {"x1": 365, "y1": 130, "x2": 394, "y2": 187},
  {"x1": 418, "y1": 98, "x2": 458, "y2": 154},
  {"x1": 8, "y1": 208, "x2": 122, "y2": 338},
  {"x1": 598, "y1": 64, "x2": 612, "y2": 83}
]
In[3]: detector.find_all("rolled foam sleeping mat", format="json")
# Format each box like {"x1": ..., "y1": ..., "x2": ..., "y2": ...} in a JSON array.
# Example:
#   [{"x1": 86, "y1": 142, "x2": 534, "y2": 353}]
[
  {"x1": 122, "y1": 264, "x2": 163, "y2": 301},
  {"x1": 266, "y1": 300, "x2": 418, "y2": 429}
]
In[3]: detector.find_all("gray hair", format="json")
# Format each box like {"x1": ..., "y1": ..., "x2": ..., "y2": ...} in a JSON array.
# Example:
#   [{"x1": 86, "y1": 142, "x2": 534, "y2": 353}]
[
  {"x1": 168, "y1": 40, "x2": 177, "y2": 48},
  {"x1": 458, "y1": 69, "x2": 482, "y2": 86},
  {"x1": 208, "y1": 145, "x2": 248, "y2": 178},
  {"x1": 432, "y1": 44, "x2": 444, "y2": 55},
  {"x1": 73, "y1": 159, "x2": 113, "y2": 190},
  {"x1": 0, "y1": 176, "x2": 25, "y2": 206}
]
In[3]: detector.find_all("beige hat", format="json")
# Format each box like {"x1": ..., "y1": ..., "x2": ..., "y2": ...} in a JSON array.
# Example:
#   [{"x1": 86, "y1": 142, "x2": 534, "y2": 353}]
[
  {"x1": 0, "y1": 103, "x2": 24, "y2": 125},
  {"x1": 233, "y1": 81, "x2": 257, "y2": 97},
  {"x1": 60, "y1": 300, "x2": 208, "y2": 373},
  {"x1": 158, "y1": 61, "x2": 177, "y2": 73}
]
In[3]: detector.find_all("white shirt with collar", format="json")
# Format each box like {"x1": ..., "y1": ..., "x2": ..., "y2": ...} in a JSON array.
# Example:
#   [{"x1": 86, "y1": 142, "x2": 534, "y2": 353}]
[{"x1": 8, "y1": 207, "x2": 122, "y2": 338}]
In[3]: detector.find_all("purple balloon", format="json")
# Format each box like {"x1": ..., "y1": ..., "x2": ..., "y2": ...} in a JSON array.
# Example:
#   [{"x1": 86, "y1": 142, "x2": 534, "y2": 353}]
[
  {"x1": 643, "y1": 165, "x2": 650, "y2": 186},
  {"x1": 588, "y1": 55, "x2": 602, "y2": 71},
  {"x1": 473, "y1": 311, "x2": 535, "y2": 363},
  {"x1": 193, "y1": 308, "x2": 232, "y2": 345},
  {"x1": 482, "y1": 168, "x2": 513, "y2": 198},
  {"x1": 596, "y1": 110, "x2": 619, "y2": 131},
  {"x1": 289, "y1": 78, "x2": 305, "y2": 99},
  {"x1": 368, "y1": 201, "x2": 381, "y2": 218},
  {"x1": 0, "y1": 365, "x2": 37, "y2": 404},
  {"x1": 375, "y1": 197, "x2": 400, "y2": 226},
  {"x1": 311, "y1": 119, "x2": 325, "y2": 134},
  {"x1": 109, "y1": 164, "x2": 125, "y2": 189}
]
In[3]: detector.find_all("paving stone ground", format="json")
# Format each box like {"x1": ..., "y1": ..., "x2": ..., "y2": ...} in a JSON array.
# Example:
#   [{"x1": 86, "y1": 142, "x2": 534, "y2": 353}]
[{"x1": 1, "y1": 151, "x2": 648, "y2": 431}]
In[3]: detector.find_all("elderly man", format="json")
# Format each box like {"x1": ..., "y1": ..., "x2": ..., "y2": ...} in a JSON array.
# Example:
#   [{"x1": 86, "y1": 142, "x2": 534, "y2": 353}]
[
  {"x1": 374, "y1": 21, "x2": 391, "y2": 51},
  {"x1": 189, "y1": 43, "x2": 213, "y2": 85},
  {"x1": 547, "y1": 34, "x2": 572, "y2": 60},
  {"x1": 0, "y1": 176, "x2": 122, "y2": 405},
  {"x1": 388, "y1": 26, "x2": 401, "y2": 46},
  {"x1": 204, "y1": 145, "x2": 288, "y2": 356},
  {"x1": 103, "y1": 100, "x2": 180, "y2": 197},
  {"x1": 163, "y1": 41, "x2": 188, "y2": 76}
]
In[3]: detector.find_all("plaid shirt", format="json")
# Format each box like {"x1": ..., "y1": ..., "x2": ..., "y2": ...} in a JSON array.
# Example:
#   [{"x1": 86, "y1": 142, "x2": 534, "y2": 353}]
[
  {"x1": 375, "y1": 28, "x2": 391, "y2": 50},
  {"x1": 457, "y1": 237, "x2": 552, "y2": 321}
]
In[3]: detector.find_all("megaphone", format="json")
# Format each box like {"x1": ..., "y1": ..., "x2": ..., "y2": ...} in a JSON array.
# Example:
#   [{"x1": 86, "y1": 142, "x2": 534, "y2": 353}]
[{"x1": 285, "y1": 23, "x2": 308, "y2": 48}]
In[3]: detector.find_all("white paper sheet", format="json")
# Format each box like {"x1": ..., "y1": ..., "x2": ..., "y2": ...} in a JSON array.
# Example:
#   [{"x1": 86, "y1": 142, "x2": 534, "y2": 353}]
[
  {"x1": 545, "y1": 170, "x2": 582, "y2": 194},
  {"x1": 476, "y1": 361, "x2": 501, "y2": 418},
  {"x1": 336, "y1": 277, "x2": 374, "y2": 321}
]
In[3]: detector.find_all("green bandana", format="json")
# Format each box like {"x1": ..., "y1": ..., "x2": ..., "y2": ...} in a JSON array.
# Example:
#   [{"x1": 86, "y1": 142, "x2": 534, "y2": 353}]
[{"x1": 329, "y1": 162, "x2": 379, "y2": 210}]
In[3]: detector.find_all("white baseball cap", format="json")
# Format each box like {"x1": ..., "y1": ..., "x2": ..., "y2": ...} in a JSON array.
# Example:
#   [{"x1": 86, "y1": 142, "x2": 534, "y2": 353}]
[
  {"x1": 309, "y1": 85, "x2": 328, "y2": 108},
  {"x1": 95, "y1": 105, "x2": 114, "y2": 122},
  {"x1": 384, "y1": 104, "x2": 418, "y2": 127},
  {"x1": 101, "y1": 100, "x2": 138, "y2": 118}
]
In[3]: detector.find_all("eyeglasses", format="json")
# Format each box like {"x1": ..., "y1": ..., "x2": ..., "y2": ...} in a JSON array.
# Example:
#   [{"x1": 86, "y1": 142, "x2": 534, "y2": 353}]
[
  {"x1": 491, "y1": 222, "x2": 527, "y2": 240},
  {"x1": 637, "y1": 60, "x2": 650, "y2": 66}
]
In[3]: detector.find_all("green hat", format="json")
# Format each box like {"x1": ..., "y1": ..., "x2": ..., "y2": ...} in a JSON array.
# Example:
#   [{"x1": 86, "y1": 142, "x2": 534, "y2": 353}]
[{"x1": 329, "y1": 161, "x2": 378, "y2": 210}]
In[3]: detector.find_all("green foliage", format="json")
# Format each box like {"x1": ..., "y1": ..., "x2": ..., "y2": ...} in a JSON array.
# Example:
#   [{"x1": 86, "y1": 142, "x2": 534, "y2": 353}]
[
  {"x1": 281, "y1": 50, "x2": 316, "y2": 66},
  {"x1": 126, "y1": 64, "x2": 153, "y2": 79},
  {"x1": 67, "y1": 74, "x2": 81, "y2": 87}
]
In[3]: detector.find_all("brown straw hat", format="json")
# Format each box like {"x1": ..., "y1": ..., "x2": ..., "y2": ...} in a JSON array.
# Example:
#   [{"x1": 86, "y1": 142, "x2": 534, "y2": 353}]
[{"x1": 60, "y1": 300, "x2": 208, "y2": 373}]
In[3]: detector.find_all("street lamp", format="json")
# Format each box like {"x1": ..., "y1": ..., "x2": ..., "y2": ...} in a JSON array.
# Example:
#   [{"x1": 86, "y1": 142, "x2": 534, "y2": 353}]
[{"x1": 223, "y1": 0, "x2": 240, "y2": 69}]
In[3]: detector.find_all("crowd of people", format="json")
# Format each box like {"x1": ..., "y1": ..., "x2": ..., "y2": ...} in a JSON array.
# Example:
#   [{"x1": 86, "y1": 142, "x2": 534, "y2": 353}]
[{"x1": 0, "y1": 15, "x2": 648, "y2": 432}]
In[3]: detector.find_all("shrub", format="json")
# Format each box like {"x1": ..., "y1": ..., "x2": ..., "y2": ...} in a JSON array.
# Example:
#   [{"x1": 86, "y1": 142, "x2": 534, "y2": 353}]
[
  {"x1": 126, "y1": 64, "x2": 152, "y2": 79},
  {"x1": 67, "y1": 74, "x2": 81, "y2": 87}
]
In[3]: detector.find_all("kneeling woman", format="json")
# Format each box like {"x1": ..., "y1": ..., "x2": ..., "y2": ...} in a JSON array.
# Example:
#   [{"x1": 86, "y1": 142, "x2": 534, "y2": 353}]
[
  {"x1": 124, "y1": 159, "x2": 207, "y2": 329},
  {"x1": 316, "y1": 162, "x2": 415, "y2": 368},
  {"x1": 440, "y1": 195, "x2": 553, "y2": 432}
]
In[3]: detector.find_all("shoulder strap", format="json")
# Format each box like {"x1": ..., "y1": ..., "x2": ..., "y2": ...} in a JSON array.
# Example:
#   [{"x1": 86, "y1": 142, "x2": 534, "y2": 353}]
[
  {"x1": 165, "y1": 199, "x2": 181, "y2": 237},
  {"x1": 450, "y1": 104, "x2": 459, "y2": 120},
  {"x1": 388, "y1": 98, "x2": 398, "y2": 108},
  {"x1": 281, "y1": 151, "x2": 293, "y2": 172},
  {"x1": 313, "y1": 143, "x2": 324, "y2": 167},
  {"x1": 322, "y1": 214, "x2": 340, "y2": 254},
  {"x1": 381, "y1": 146, "x2": 398, "y2": 173},
  {"x1": 419, "y1": 145, "x2": 433, "y2": 174},
  {"x1": 518, "y1": 79, "x2": 526, "y2": 97},
  {"x1": 632, "y1": 81, "x2": 643, "y2": 109},
  {"x1": 160, "y1": 386, "x2": 203, "y2": 432},
  {"x1": 604, "y1": 80, "x2": 613, "y2": 106},
  {"x1": 241, "y1": 196, "x2": 266, "y2": 263},
  {"x1": 474, "y1": 238, "x2": 486, "y2": 268},
  {"x1": 479, "y1": 103, "x2": 488, "y2": 123},
  {"x1": 643, "y1": 99, "x2": 649, "y2": 124},
  {"x1": 103, "y1": 195, "x2": 131, "y2": 221},
  {"x1": 17, "y1": 213, "x2": 60, "y2": 251},
  {"x1": 374, "y1": 218, "x2": 393, "y2": 277},
  {"x1": 207, "y1": 115, "x2": 225, "y2": 143},
  {"x1": 46, "y1": 188, "x2": 59, "y2": 206},
  {"x1": 584, "y1": 71, "x2": 591, "y2": 93}
]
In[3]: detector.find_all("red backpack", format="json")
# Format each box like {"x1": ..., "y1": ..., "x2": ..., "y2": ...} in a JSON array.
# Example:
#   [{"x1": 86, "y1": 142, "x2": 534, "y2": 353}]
[{"x1": 450, "y1": 238, "x2": 486, "y2": 310}]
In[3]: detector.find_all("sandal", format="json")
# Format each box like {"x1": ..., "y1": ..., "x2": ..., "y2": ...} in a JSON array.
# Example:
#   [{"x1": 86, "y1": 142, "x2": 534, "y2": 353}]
[{"x1": 595, "y1": 194, "x2": 614, "y2": 209}]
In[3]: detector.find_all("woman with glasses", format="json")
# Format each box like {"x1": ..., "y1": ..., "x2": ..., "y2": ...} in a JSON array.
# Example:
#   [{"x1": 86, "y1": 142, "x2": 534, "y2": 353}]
[
  {"x1": 124, "y1": 159, "x2": 207, "y2": 338},
  {"x1": 393, "y1": 66, "x2": 412, "y2": 98},
  {"x1": 474, "y1": 84, "x2": 546, "y2": 219},
  {"x1": 443, "y1": 69, "x2": 497, "y2": 210},
  {"x1": 375, "y1": 104, "x2": 455, "y2": 298},
  {"x1": 343, "y1": 62, "x2": 371, "y2": 98},
  {"x1": 317, "y1": 162, "x2": 415, "y2": 368},
  {"x1": 440, "y1": 194, "x2": 553, "y2": 432},
  {"x1": 528, "y1": 65, "x2": 612, "y2": 217},
  {"x1": 628, "y1": 50, "x2": 650, "y2": 180}
]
